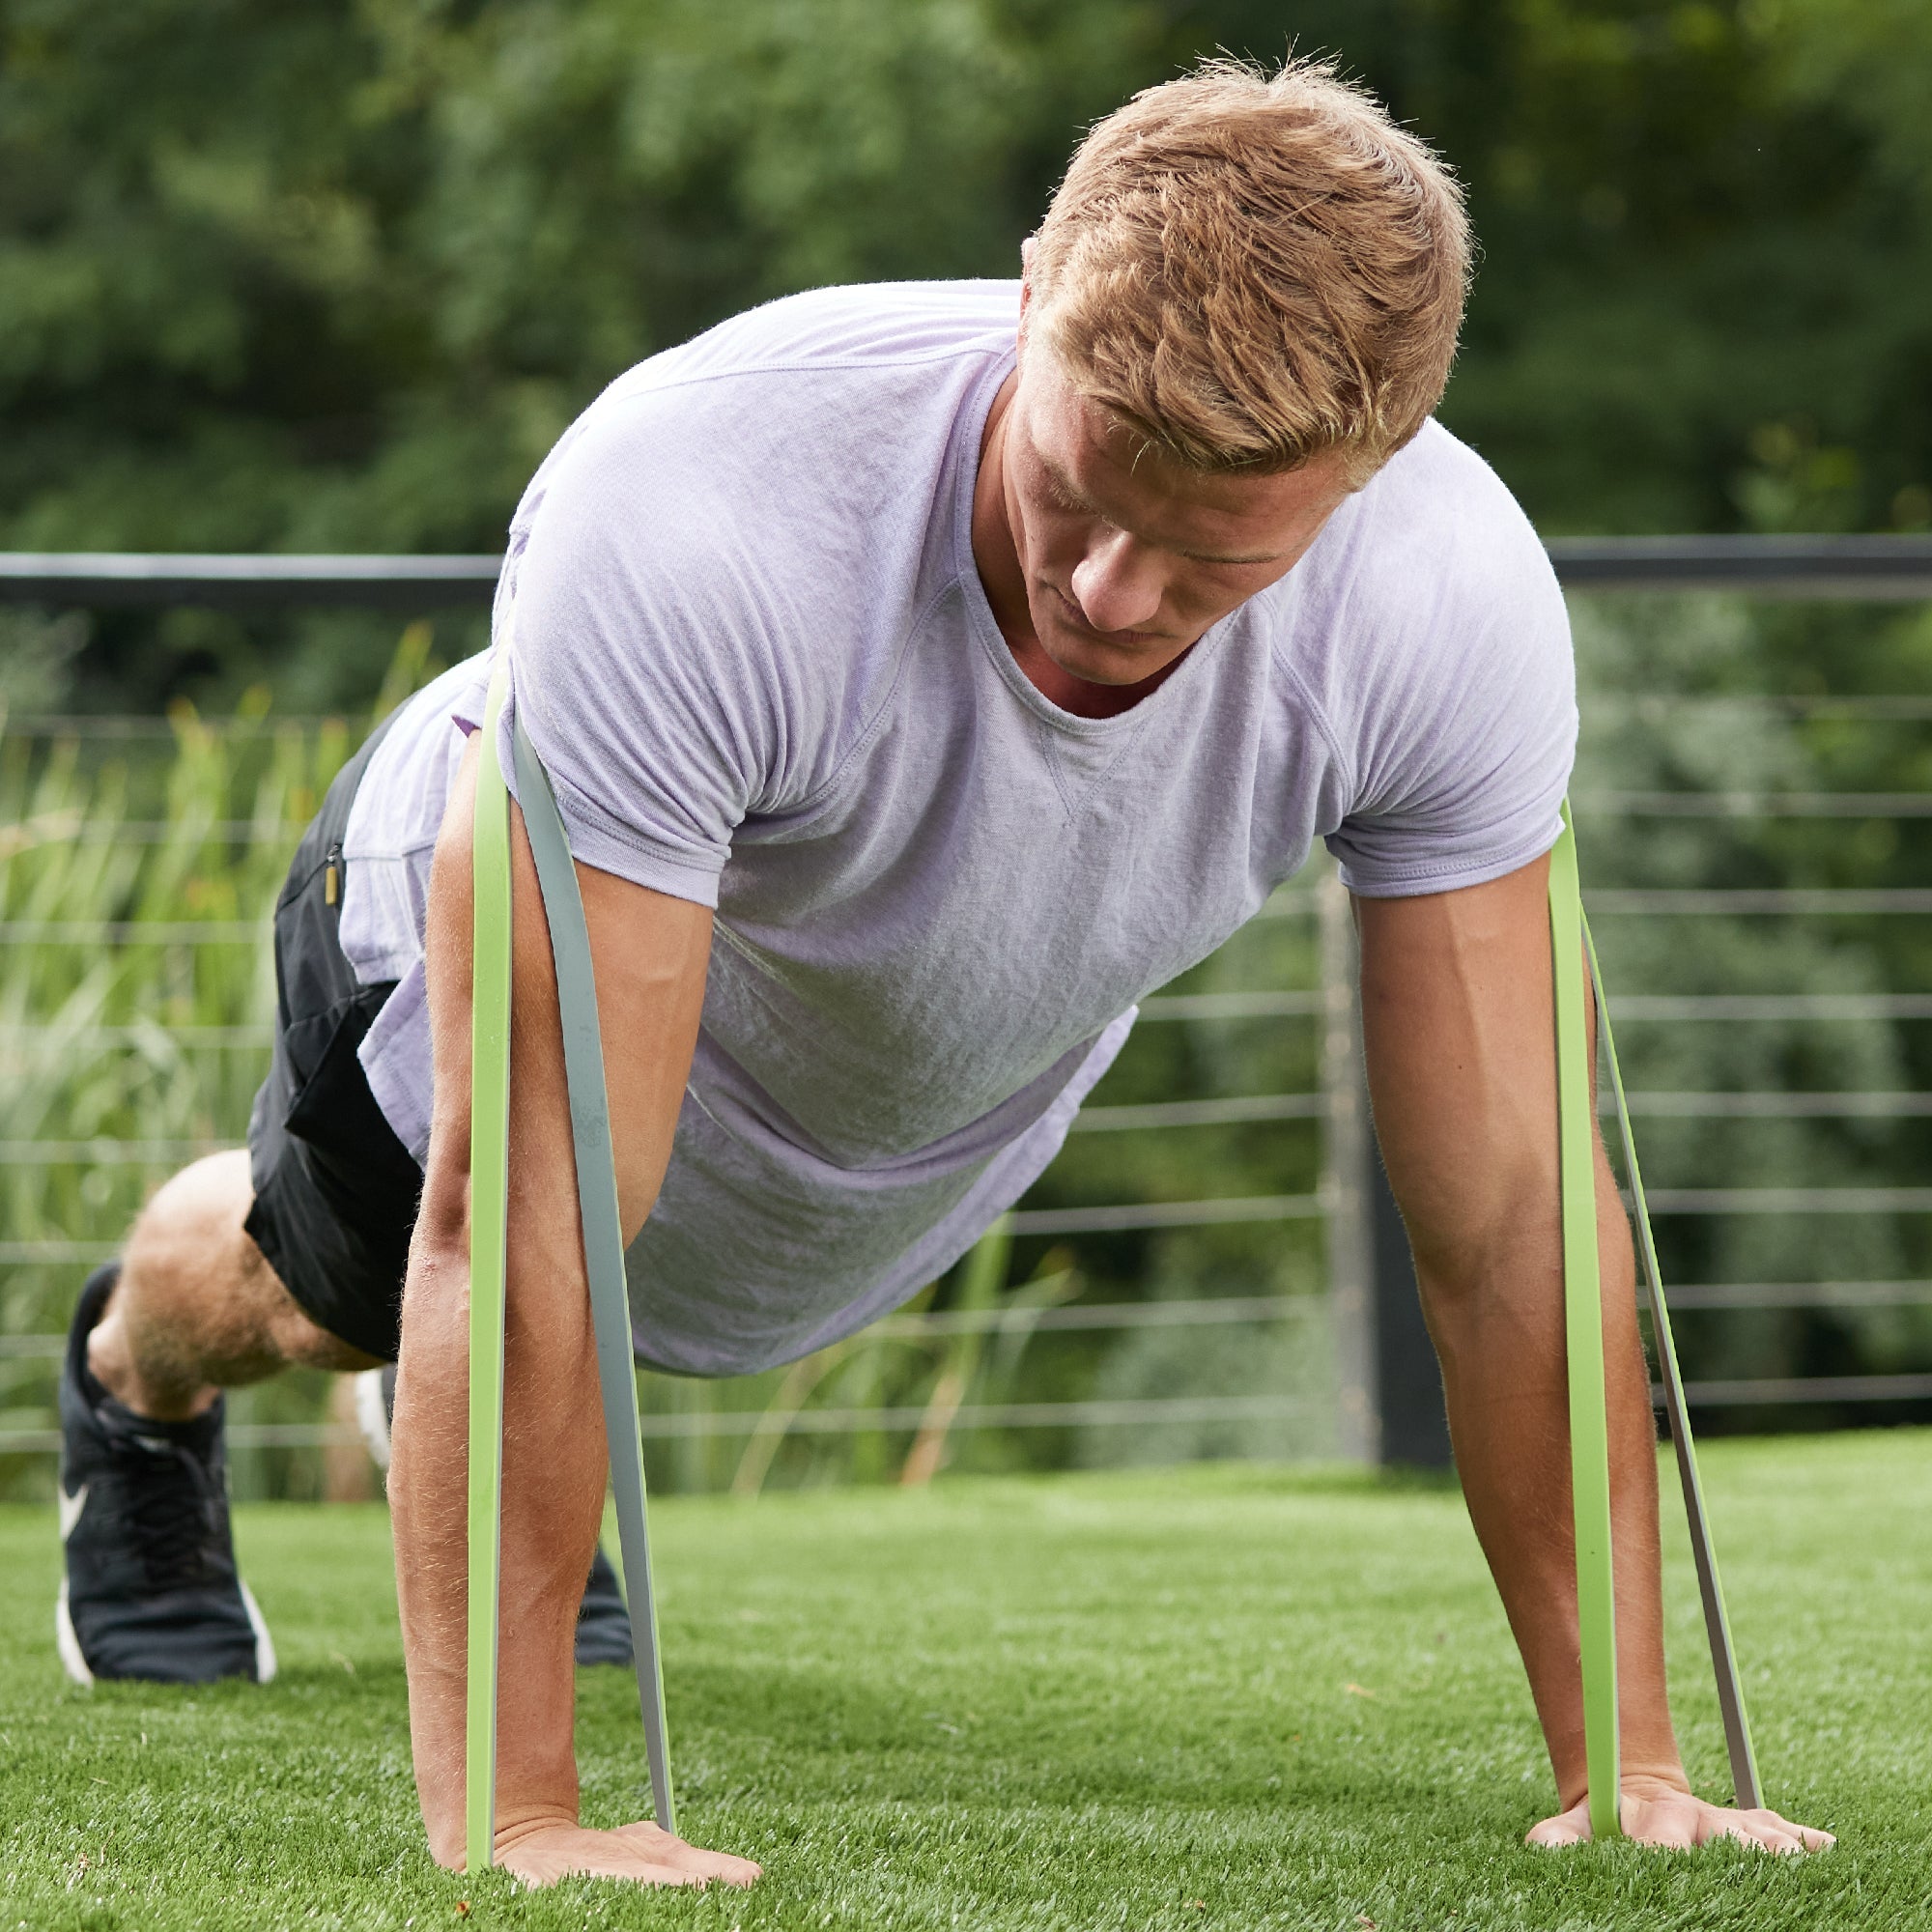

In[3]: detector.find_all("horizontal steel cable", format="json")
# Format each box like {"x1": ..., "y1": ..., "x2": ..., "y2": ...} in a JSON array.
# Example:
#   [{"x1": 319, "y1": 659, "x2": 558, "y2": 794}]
[
  {"x1": 1581, "y1": 790, "x2": 1932, "y2": 817},
  {"x1": 6, "y1": 1089, "x2": 1928, "y2": 1137},
  {"x1": 1644, "y1": 1186, "x2": 1932, "y2": 1213},
  {"x1": 19, "y1": 889, "x2": 1932, "y2": 947},
  {"x1": 0, "y1": 1141, "x2": 226, "y2": 1164},
  {"x1": 1610, "y1": 993, "x2": 1932, "y2": 1018},
  {"x1": 0, "y1": 1394, "x2": 1313, "y2": 1458},
  {"x1": 1589, "y1": 889, "x2": 1932, "y2": 914},
  {"x1": 0, "y1": 1297, "x2": 1303, "y2": 1362},
  {"x1": 8, "y1": 1375, "x2": 1932, "y2": 1457},
  {"x1": 1671, "y1": 1374, "x2": 1932, "y2": 1406},
  {"x1": 1008, "y1": 1194, "x2": 1324, "y2": 1235},
  {"x1": 1662, "y1": 1281, "x2": 1932, "y2": 1308}
]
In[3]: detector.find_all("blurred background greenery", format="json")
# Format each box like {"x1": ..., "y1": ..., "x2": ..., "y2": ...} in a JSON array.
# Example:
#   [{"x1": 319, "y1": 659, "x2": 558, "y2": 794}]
[
  {"x1": 4, "y1": 0, "x2": 1931, "y2": 708},
  {"x1": 4, "y1": 0, "x2": 1932, "y2": 1494}
]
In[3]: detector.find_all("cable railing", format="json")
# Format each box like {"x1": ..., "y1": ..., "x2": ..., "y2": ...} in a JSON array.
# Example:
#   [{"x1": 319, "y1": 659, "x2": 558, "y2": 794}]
[{"x1": 5, "y1": 539, "x2": 1932, "y2": 1485}]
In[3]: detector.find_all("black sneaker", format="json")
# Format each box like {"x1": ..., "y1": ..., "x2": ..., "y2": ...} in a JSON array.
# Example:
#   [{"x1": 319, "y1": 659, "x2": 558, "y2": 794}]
[
  {"x1": 355, "y1": 1363, "x2": 634, "y2": 1668},
  {"x1": 57, "y1": 1264, "x2": 276, "y2": 1687},
  {"x1": 573, "y1": 1545, "x2": 635, "y2": 1668}
]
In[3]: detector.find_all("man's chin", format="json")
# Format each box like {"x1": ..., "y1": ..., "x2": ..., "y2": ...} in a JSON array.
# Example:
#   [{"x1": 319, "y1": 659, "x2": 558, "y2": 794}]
[
  {"x1": 1035, "y1": 622, "x2": 1155, "y2": 683},
  {"x1": 1045, "y1": 640, "x2": 1181, "y2": 691}
]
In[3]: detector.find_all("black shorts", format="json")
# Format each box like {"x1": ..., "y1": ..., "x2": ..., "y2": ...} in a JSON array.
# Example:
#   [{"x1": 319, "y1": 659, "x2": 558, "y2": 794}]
[{"x1": 242, "y1": 711, "x2": 422, "y2": 1362}]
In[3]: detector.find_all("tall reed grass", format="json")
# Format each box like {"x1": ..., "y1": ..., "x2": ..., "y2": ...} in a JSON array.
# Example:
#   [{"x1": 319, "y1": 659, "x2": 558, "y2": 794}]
[{"x1": 0, "y1": 630, "x2": 1332, "y2": 1501}]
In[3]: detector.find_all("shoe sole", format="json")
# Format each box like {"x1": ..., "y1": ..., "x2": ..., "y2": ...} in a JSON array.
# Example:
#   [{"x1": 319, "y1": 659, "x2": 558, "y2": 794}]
[
  {"x1": 241, "y1": 1580, "x2": 278, "y2": 1683},
  {"x1": 55, "y1": 1577, "x2": 278, "y2": 1687},
  {"x1": 354, "y1": 1366, "x2": 391, "y2": 1472},
  {"x1": 54, "y1": 1580, "x2": 93, "y2": 1688}
]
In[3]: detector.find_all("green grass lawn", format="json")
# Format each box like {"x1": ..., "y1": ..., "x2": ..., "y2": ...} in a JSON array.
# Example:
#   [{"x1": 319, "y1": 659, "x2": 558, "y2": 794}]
[{"x1": 2, "y1": 1433, "x2": 1928, "y2": 1931}]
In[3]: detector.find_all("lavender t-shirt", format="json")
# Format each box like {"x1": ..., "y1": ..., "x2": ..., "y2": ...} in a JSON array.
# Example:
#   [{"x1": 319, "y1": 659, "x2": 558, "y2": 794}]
[{"x1": 340, "y1": 281, "x2": 1576, "y2": 1377}]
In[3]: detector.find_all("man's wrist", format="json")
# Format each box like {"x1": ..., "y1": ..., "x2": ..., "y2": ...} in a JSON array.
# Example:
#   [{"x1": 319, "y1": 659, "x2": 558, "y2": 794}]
[
  {"x1": 1556, "y1": 1753, "x2": 1691, "y2": 1810},
  {"x1": 494, "y1": 1804, "x2": 584, "y2": 1855}
]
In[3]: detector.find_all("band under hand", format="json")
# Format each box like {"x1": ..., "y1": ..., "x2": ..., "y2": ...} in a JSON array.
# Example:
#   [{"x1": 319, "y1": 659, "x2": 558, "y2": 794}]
[{"x1": 465, "y1": 660, "x2": 676, "y2": 1874}]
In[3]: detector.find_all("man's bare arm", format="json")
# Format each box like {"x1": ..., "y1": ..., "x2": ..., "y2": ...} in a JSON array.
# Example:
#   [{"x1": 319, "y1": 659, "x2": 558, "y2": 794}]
[
  {"x1": 1357, "y1": 858, "x2": 1830, "y2": 1851},
  {"x1": 389, "y1": 731, "x2": 758, "y2": 1887}
]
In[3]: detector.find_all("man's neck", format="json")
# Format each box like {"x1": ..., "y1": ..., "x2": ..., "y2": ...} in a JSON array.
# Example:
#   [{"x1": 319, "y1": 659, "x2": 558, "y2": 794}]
[{"x1": 969, "y1": 373, "x2": 1190, "y2": 721}]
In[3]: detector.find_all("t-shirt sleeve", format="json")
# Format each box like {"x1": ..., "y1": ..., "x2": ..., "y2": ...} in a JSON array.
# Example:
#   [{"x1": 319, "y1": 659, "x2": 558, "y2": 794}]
[
  {"x1": 490, "y1": 407, "x2": 782, "y2": 910},
  {"x1": 1321, "y1": 524, "x2": 1577, "y2": 898}
]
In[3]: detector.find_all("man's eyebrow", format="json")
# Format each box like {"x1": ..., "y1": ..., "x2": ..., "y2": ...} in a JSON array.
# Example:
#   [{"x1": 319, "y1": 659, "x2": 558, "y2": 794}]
[
  {"x1": 1044, "y1": 451, "x2": 1286, "y2": 566},
  {"x1": 1040, "y1": 452, "x2": 1096, "y2": 515},
  {"x1": 1179, "y1": 543, "x2": 1287, "y2": 566}
]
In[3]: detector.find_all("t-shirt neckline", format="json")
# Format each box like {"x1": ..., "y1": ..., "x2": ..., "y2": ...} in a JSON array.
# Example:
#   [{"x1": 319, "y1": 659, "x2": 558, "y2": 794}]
[{"x1": 950, "y1": 348, "x2": 1228, "y2": 740}]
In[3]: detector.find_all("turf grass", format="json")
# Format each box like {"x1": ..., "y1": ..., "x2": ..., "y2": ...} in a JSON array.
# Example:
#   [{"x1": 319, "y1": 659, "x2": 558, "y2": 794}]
[{"x1": 1, "y1": 1431, "x2": 1927, "y2": 1930}]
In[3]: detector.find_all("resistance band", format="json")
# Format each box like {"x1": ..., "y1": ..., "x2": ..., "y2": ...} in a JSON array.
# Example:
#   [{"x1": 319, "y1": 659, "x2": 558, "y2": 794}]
[
  {"x1": 468, "y1": 702, "x2": 1757, "y2": 1860},
  {"x1": 467, "y1": 661, "x2": 676, "y2": 1873},
  {"x1": 1551, "y1": 805, "x2": 1763, "y2": 1838}
]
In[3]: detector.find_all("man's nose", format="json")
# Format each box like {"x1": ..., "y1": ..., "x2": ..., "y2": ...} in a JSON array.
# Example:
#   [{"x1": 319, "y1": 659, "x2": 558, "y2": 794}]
[{"x1": 1068, "y1": 531, "x2": 1164, "y2": 635}]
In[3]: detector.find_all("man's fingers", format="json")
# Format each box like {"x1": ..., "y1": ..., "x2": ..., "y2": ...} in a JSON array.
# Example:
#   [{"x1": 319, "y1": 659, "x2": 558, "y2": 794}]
[
  {"x1": 1624, "y1": 1796, "x2": 1699, "y2": 1850},
  {"x1": 1734, "y1": 1807, "x2": 1834, "y2": 1855},
  {"x1": 613, "y1": 1821, "x2": 763, "y2": 1887},
  {"x1": 1530, "y1": 1795, "x2": 1834, "y2": 1857},
  {"x1": 1525, "y1": 1803, "x2": 1590, "y2": 1848},
  {"x1": 501, "y1": 1843, "x2": 701, "y2": 1889},
  {"x1": 497, "y1": 1822, "x2": 753, "y2": 1889}
]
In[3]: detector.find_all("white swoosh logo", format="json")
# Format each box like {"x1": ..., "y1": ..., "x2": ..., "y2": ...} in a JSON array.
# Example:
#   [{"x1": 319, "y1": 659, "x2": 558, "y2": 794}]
[{"x1": 59, "y1": 1483, "x2": 89, "y2": 1542}]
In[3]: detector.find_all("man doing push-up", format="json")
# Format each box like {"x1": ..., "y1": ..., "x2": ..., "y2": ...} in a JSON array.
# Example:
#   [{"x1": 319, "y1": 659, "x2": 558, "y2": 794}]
[{"x1": 57, "y1": 58, "x2": 1830, "y2": 1885}]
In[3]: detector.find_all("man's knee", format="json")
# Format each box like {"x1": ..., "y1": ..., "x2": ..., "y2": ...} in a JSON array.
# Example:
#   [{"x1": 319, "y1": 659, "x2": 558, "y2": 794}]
[
  {"x1": 126, "y1": 1149, "x2": 256, "y2": 1277},
  {"x1": 116, "y1": 1150, "x2": 378, "y2": 1379}
]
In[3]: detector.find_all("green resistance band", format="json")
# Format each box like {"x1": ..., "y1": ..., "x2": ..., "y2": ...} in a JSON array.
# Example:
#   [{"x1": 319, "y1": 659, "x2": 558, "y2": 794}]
[
  {"x1": 467, "y1": 724, "x2": 1759, "y2": 1860},
  {"x1": 466, "y1": 661, "x2": 676, "y2": 1873},
  {"x1": 1551, "y1": 804, "x2": 1763, "y2": 1839}
]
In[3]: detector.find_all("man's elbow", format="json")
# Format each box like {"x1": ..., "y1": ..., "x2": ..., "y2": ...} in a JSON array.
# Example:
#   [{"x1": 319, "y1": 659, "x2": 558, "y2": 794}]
[
  {"x1": 1401, "y1": 1178, "x2": 1562, "y2": 1336},
  {"x1": 400, "y1": 1159, "x2": 471, "y2": 1354}
]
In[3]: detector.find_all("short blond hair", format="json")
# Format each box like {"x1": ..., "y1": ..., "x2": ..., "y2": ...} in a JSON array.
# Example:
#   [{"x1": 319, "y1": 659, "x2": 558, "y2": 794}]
[{"x1": 1028, "y1": 58, "x2": 1470, "y2": 484}]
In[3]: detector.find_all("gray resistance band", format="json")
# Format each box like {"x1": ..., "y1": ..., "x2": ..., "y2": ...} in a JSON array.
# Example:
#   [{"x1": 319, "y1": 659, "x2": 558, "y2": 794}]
[
  {"x1": 513, "y1": 711, "x2": 676, "y2": 1835},
  {"x1": 464, "y1": 665, "x2": 674, "y2": 1871},
  {"x1": 1555, "y1": 804, "x2": 1762, "y2": 1827},
  {"x1": 466, "y1": 722, "x2": 1759, "y2": 1855},
  {"x1": 1583, "y1": 912, "x2": 1762, "y2": 1810}
]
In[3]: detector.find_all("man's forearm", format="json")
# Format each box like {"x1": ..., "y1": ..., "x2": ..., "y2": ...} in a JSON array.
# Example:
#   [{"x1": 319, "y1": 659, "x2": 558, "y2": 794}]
[
  {"x1": 390, "y1": 1213, "x2": 608, "y2": 1866},
  {"x1": 1419, "y1": 1164, "x2": 1683, "y2": 1806}
]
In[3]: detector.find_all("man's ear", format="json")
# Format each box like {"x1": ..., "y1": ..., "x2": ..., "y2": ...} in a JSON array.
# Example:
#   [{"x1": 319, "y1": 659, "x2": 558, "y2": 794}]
[{"x1": 1017, "y1": 237, "x2": 1036, "y2": 353}]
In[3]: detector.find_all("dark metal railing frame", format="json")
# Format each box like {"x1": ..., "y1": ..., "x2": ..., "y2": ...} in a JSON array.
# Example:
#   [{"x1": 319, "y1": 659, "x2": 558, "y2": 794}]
[
  {"x1": 5, "y1": 534, "x2": 1932, "y2": 608},
  {"x1": 6, "y1": 541, "x2": 1932, "y2": 1465}
]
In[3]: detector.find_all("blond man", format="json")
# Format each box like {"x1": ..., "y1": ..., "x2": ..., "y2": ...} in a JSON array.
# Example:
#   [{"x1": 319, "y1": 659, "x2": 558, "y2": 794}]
[{"x1": 60, "y1": 59, "x2": 1830, "y2": 1882}]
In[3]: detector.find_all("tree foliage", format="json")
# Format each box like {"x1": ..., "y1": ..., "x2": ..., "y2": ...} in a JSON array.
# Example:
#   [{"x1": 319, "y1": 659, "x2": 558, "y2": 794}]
[{"x1": 4, "y1": 0, "x2": 1930, "y2": 582}]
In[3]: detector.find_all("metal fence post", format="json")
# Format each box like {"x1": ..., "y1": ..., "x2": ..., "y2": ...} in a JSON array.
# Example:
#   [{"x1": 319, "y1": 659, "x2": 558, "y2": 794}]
[{"x1": 1321, "y1": 870, "x2": 1455, "y2": 1471}]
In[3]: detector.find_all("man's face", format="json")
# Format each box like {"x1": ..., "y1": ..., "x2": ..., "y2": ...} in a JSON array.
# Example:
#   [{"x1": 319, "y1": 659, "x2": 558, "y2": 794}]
[{"x1": 999, "y1": 348, "x2": 1357, "y2": 689}]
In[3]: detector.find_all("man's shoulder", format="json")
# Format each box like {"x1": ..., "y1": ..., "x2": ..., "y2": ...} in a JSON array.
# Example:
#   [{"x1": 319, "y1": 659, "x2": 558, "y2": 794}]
[
  {"x1": 652, "y1": 279, "x2": 1021, "y2": 379},
  {"x1": 1343, "y1": 419, "x2": 1559, "y2": 607},
  {"x1": 582, "y1": 280, "x2": 1020, "y2": 429},
  {"x1": 1270, "y1": 420, "x2": 1572, "y2": 751},
  {"x1": 501, "y1": 284, "x2": 1016, "y2": 777},
  {"x1": 1277, "y1": 421, "x2": 1565, "y2": 670},
  {"x1": 510, "y1": 281, "x2": 1015, "y2": 557}
]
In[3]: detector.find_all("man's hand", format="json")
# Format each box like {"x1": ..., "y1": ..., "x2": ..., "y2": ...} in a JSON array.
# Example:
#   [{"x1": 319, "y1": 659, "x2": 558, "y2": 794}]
[
  {"x1": 395, "y1": 731, "x2": 722, "y2": 1868},
  {"x1": 495, "y1": 1817, "x2": 762, "y2": 1889},
  {"x1": 1528, "y1": 1773, "x2": 1834, "y2": 1852},
  {"x1": 1355, "y1": 861, "x2": 1833, "y2": 1851}
]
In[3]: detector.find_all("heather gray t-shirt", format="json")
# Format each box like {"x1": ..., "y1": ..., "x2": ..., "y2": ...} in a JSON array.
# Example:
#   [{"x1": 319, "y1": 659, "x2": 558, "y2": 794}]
[{"x1": 340, "y1": 280, "x2": 1577, "y2": 1377}]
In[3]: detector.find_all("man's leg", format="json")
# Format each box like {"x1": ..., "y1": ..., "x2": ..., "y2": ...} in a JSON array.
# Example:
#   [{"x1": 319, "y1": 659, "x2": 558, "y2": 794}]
[
  {"x1": 90, "y1": 1151, "x2": 380, "y2": 1420},
  {"x1": 58, "y1": 1151, "x2": 380, "y2": 1688}
]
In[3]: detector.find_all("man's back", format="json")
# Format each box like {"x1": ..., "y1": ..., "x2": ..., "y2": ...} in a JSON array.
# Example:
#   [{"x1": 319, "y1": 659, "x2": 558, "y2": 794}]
[{"x1": 342, "y1": 279, "x2": 1573, "y2": 1373}]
